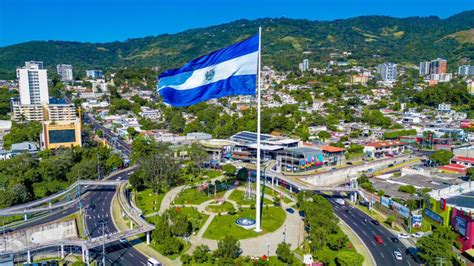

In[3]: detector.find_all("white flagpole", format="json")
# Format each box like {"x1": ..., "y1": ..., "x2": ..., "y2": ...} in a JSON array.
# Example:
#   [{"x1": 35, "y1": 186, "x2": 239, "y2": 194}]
[{"x1": 255, "y1": 27, "x2": 262, "y2": 232}]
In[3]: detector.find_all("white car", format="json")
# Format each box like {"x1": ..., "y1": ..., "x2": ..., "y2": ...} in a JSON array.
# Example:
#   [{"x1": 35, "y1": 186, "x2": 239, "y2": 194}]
[
  {"x1": 394, "y1": 251, "x2": 403, "y2": 261},
  {"x1": 412, "y1": 232, "x2": 425, "y2": 238},
  {"x1": 397, "y1": 233, "x2": 410, "y2": 239}
]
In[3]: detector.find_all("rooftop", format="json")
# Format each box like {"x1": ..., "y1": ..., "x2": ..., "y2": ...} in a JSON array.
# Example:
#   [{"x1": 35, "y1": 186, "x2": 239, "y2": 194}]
[{"x1": 366, "y1": 140, "x2": 407, "y2": 148}]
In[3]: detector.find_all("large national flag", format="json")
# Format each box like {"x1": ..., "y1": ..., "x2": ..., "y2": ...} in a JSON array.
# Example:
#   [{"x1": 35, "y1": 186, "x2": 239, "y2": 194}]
[{"x1": 157, "y1": 35, "x2": 259, "y2": 107}]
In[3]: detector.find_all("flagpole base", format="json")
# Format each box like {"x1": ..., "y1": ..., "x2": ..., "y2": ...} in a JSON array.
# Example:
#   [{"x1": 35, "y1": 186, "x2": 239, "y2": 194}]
[{"x1": 254, "y1": 227, "x2": 262, "y2": 233}]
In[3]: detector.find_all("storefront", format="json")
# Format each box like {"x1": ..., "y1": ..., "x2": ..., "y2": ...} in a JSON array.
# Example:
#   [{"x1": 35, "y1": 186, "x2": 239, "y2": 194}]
[
  {"x1": 423, "y1": 197, "x2": 452, "y2": 228},
  {"x1": 451, "y1": 208, "x2": 474, "y2": 252}
]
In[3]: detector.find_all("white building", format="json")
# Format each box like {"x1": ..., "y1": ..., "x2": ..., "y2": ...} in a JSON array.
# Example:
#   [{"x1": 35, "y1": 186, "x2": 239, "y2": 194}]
[
  {"x1": 458, "y1": 65, "x2": 474, "y2": 77},
  {"x1": 429, "y1": 73, "x2": 452, "y2": 83},
  {"x1": 377, "y1": 62, "x2": 397, "y2": 82},
  {"x1": 16, "y1": 61, "x2": 49, "y2": 105},
  {"x1": 86, "y1": 70, "x2": 104, "y2": 79},
  {"x1": 419, "y1": 61, "x2": 430, "y2": 76},
  {"x1": 303, "y1": 59, "x2": 309, "y2": 71},
  {"x1": 56, "y1": 64, "x2": 73, "y2": 82}
]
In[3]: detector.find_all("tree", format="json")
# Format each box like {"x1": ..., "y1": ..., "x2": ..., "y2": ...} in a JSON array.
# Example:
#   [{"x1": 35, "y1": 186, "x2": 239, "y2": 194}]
[
  {"x1": 193, "y1": 245, "x2": 211, "y2": 263},
  {"x1": 127, "y1": 127, "x2": 138, "y2": 139},
  {"x1": 137, "y1": 142, "x2": 180, "y2": 193},
  {"x1": 429, "y1": 150, "x2": 454, "y2": 165},
  {"x1": 467, "y1": 167, "x2": 474, "y2": 181},
  {"x1": 161, "y1": 237, "x2": 183, "y2": 255},
  {"x1": 236, "y1": 168, "x2": 249, "y2": 181},
  {"x1": 221, "y1": 164, "x2": 237, "y2": 175},
  {"x1": 214, "y1": 235, "x2": 241, "y2": 262},
  {"x1": 417, "y1": 226, "x2": 456, "y2": 265},
  {"x1": 318, "y1": 131, "x2": 331, "y2": 142},
  {"x1": 335, "y1": 251, "x2": 364, "y2": 266},
  {"x1": 106, "y1": 153, "x2": 123, "y2": 170},
  {"x1": 66, "y1": 158, "x2": 98, "y2": 181},
  {"x1": 188, "y1": 143, "x2": 208, "y2": 175},
  {"x1": 129, "y1": 172, "x2": 144, "y2": 190},
  {"x1": 3, "y1": 121, "x2": 42, "y2": 149},
  {"x1": 276, "y1": 242, "x2": 293, "y2": 263}
]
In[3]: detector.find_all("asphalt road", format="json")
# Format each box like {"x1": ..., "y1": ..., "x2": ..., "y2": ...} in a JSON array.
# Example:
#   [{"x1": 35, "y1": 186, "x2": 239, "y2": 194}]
[{"x1": 326, "y1": 196, "x2": 418, "y2": 266}]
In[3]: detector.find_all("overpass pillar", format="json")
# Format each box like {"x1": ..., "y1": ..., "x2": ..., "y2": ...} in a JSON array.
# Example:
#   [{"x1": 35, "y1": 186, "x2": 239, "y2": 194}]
[
  {"x1": 82, "y1": 247, "x2": 85, "y2": 262},
  {"x1": 85, "y1": 249, "x2": 90, "y2": 266},
  {"x1": 24, "y1": 214, "x2": 28, "y2": 221},
  {"x1": 130, "y1": 220, "x2": 133, "y2": 229},
  {"x1": 146, "y1": 231, "x2": 150, "y2": 245},
  {"x1": 61, "y1": 245, "x2": 64, "y2": 259},
  {"x1": 27, "y1": 250, "x2": 31, "y2": 263}
]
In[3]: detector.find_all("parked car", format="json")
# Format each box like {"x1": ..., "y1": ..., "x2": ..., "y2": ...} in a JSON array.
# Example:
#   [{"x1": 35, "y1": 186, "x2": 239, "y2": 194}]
[
  {"x1": 397, "y1": 233, "x2": 410, "y2": 239},
  {"x1": 412, "y1": 232, "x2": 425, "y2": 238},
  {"x1": 285, "y1": 208, "x2": 295, "y2": 214},
  {"x1": 374, "y1": 235, "x2": 383, "y2": 244},
  {"x1": 394, "y1": 251, "x2": 403, "y2": 261},
  {"x1": 371, "y1": 220, "x2": 380, "y2": 226}
]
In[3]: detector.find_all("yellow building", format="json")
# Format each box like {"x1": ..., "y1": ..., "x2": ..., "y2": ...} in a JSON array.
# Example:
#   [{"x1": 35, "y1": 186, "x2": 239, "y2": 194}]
[{"x1": 40, "y1": 119, "x2": 82, "y2": 149}]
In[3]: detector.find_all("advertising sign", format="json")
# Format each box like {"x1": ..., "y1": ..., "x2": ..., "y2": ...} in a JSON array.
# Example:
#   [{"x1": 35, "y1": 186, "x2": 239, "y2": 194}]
[
  {"x1": 454, "y1": 216, "x2": 467, "y2": 236},
  {"x1": 424, "y1": 208, "x2": 444, "y2": 224},
  {"x1": 381, "y1": 196, "x2": 392, "y2": 208},
  {"x1": 412, "y1": 215, "x2": 422, "y2": 228},
  {"x1": 440, "y1": 198, "x2": 447, "y2": 211},
  {"x1": 392, "y1": 201, "x2": 410, "y2": 218}
]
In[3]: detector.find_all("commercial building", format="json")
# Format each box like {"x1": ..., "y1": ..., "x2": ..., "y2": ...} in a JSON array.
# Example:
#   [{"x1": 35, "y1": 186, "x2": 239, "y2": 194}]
[
  {"x1": 16, "y1": 61, "x2": 49, "y2": 105},
  {"x1": 364, "y1": 140, "x2": 408, "y2": 158},
  {"x1": 11, "y1": 101, "x2": 77, "y2": 122},
  {"x1": 86, "y1": 70, "x2": 104, "y2": 79},
  {"x1": 458, "y1": 65, "x2": 474, "y2": 77},
  {"x1": 276, "y1": 147, "x2": 324, "y2": 173},
  {"x1": 40, "y1": 120, "x2": 82, "y2": 150},
  {"x1": 376, "y1": 62, "x2": 397, "y2": 82},
  {"x1": 56, "y1": 64, "x2": 73, "y2": 82}
]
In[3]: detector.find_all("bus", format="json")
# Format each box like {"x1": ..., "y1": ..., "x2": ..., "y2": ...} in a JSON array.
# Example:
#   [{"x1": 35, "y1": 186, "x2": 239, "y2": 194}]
[{"x1": 147, "y1": 258, "x2": 162, "y2": 266}]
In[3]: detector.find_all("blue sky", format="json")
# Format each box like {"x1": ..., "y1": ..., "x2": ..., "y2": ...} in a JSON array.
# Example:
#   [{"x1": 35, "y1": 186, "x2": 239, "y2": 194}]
[{"x1": 0, "y1": 0, "x2": 472, "y2": 46}]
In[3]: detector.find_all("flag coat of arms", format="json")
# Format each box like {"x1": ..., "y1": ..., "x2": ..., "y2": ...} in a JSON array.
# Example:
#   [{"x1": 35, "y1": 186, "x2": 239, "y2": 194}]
[{"x1": 157, "y1": 34, "x2": 259, "y2": 107}]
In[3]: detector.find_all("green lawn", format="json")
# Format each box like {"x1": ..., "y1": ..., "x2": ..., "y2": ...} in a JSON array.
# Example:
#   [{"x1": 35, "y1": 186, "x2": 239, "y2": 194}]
[
  {"x1": 135, "y1": 189, "x2": 165, "y2": 215},
  {"x1": 205, "y1": 201, "x2": 235, "y2": 213},
  {"x1": 203, "y1": 206, "x2": 286, "y2": 240},
  {"x1": 228, "y1": 189, "x2": 272, "y2": 205},
  {"x1": 174, "y1": 187, "x2": 225, "y2": 205}
]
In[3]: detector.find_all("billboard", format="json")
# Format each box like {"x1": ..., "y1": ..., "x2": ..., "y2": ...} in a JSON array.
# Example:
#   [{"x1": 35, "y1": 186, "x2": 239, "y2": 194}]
[
  {"x1": 424, "y1": 208, "x2": 444, "y2": 224},
  {"x1": 392, "y1": 201, "x2": 410, "y2": 218},
  {"x1": 412, "y1": 215, "x2": 422, "y2": 228},
  {"x1": 454, "y1": 216, "x2": 467, "y2": 236},
  {"x1": 49, "y1": 129, "x2": 76, "y2": 144},
  {"x1": 381, "y1": 196, "x2": 392, "y2": 208}
]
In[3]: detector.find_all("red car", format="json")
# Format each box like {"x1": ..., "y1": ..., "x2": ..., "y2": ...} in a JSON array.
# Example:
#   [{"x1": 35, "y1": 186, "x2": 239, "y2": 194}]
[{"x1": 374, "y1": 235, "x2": 383, "y2": 244}]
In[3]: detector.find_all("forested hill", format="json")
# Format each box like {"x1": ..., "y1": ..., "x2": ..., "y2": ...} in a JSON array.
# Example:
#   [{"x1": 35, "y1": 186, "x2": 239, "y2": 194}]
[{"x1": 0, "y1": 10, "x2": 473, "y2": 79}]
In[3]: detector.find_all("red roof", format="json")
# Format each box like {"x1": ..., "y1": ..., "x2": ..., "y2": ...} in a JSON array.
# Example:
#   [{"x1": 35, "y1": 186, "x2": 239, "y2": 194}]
[
  {"x1": 439, "y1": 164, "x2": 468, "y2": 174},
  {"x1": 366, "y1": 141, "x2": 406, "y2": 148},
  {"x1": 453, "y1": 157, "x2": 474, "y2": 164},
  {"x1": 322, "y1": 146, "x2": 346, "y2": 153}
]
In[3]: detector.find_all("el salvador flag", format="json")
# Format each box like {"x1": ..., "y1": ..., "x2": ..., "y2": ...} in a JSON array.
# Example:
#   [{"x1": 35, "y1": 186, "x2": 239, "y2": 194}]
[{"x1": 157, "y1": 34, "x2": 259, "y2": 107}]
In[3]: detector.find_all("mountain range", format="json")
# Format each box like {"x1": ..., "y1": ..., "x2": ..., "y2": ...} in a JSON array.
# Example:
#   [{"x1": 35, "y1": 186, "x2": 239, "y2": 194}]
[{"x1": 0, "y1": 10, "x2": 473, "y2": 79}]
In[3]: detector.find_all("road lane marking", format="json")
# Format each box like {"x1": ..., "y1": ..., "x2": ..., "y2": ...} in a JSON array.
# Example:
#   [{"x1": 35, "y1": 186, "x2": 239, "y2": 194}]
[
  {"x1": 380, "y1": 253, "x2": 384, "y2": 258},
  {"x1": 362, "y1": 230, "x2": 368, "y2": 236}
]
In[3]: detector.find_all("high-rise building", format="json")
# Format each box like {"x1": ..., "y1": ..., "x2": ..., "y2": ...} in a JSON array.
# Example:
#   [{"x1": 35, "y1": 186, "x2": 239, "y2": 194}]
[
  {"x1": 86, "y1": 70, "x2": 104, "y2": 79},
  {"x1": 458, "y1": 65, "x2": 474, "y2": 77},
  {"x1": 377, "y1": 62, "x2": 397, "y2": 82},
  {"x1": 56, "y1": 64, "x2": 74, "y2": 82},
  {"x1": 303, "y1": 59, "x2": 309, "y2": 71},
  {"x1": 298, "y1": 63, "x2": 304, "y2": 72},
  {"x1": 419, "y1": 61, "x2": 430, "y2": 76},
  {"x1": 16, "y1": 61, "x2": 49, "y2": 105},
  {"x1": 429, "y1": 58, "x2": 447, "y2": 75}
]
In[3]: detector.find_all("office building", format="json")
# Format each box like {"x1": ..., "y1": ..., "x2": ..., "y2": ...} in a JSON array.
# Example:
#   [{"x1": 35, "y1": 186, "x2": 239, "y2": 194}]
[
  {"x1": 11, "y1": 100, "x2": 77, "y2": 122},
  {"x1": 40, "y1": 119, "x2": 82, "y2": 150},
  {"x1": 419, "y1": 61, "x2": 430, "y2": 76},
  {"x1": 377, "y1": 62, "x2": 397, "y2": 82},
  {"x1": 16, "y1": 61, "x2": 49, "y2": 105},
  {"x1": 458, "y1": 65, "x2": 474, "y2": 77},
  {"x1": 303, "y1": 59, "x2": 309, "y2": 71},
  {"x1": 430, "y1": 58, "x2": 447, "y2": 75},
  {"x1": 56, "y1": 64, "x2": 74, "y2": 82},
  {"x1": 86, "y1": 70, "x2": 104, "y2": 79}
]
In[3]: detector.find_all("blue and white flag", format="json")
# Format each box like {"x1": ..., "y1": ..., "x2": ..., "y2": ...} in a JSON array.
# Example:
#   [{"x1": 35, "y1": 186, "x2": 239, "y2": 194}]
[{"x1": 157, "y1": 34, "x2": 259, "y2": 107}]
